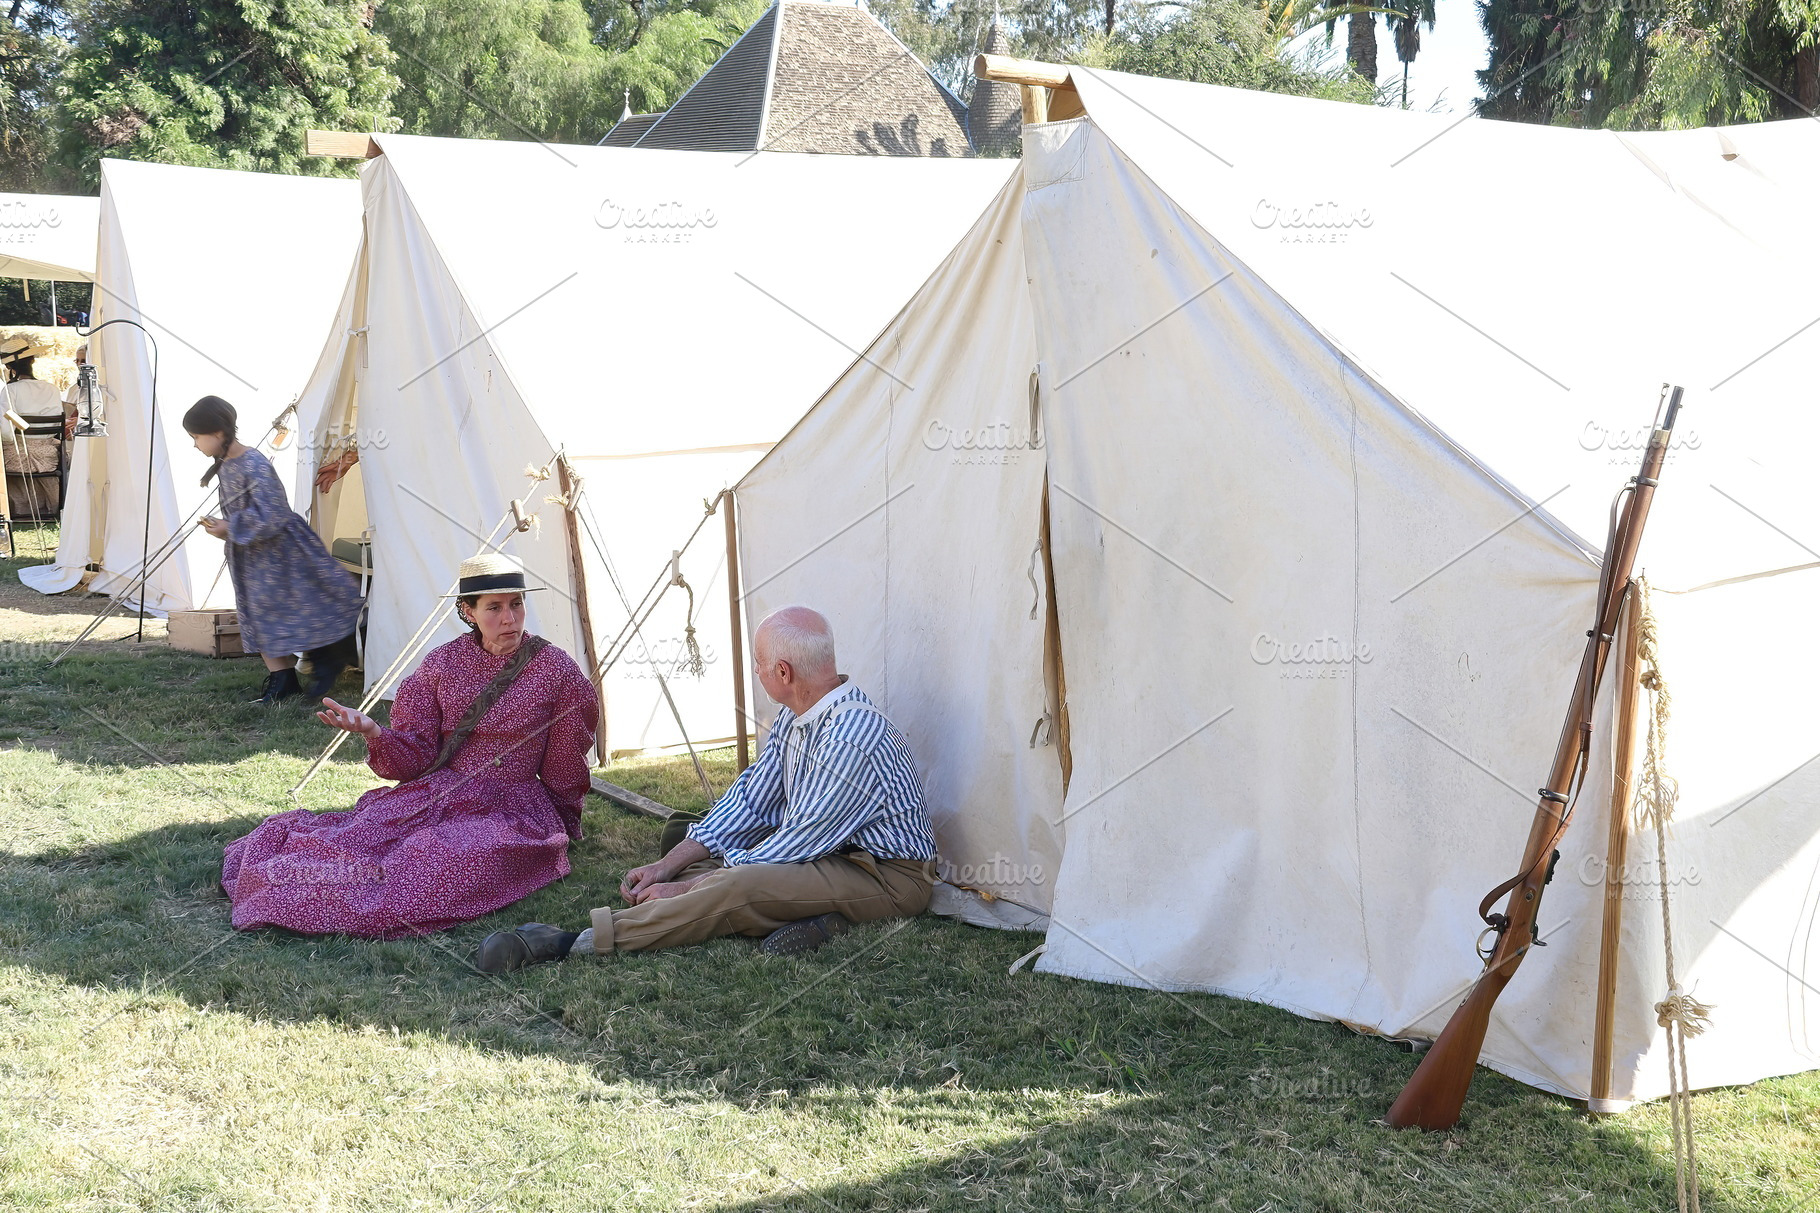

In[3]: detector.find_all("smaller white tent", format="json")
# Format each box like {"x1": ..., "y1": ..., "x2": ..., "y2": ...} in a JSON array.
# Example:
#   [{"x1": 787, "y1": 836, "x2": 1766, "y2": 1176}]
[
  {"x1": 292, "y1": 133, "x2": 1013, "y2": 757},
  {"x1": 20, "y1": 161, "x2": 361, "y2": 613},
  {"x1": 0, "y1": 192, "x2": 99, "y2": 282}
]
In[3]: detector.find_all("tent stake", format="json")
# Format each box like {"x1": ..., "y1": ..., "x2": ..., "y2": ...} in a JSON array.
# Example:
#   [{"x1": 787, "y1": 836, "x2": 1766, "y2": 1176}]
[
  {"x1": 1589, "y1": 581, "x2": 1646, "y2": 1113},
  {"x1": 723, "y1": 489, "x2": 749, "y2": 772}
]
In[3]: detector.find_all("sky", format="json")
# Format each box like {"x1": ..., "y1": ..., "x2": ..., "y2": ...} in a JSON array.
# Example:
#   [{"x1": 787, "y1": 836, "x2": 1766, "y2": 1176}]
[{"x1": 1288, "y1": 0, "x2": 1493, "y2": 114}]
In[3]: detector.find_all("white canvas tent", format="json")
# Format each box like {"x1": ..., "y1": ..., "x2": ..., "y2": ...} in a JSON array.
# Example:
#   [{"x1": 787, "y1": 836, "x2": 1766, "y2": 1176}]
[
  {"x1": 20, "y1": 161, "x2": 362, "y2": 612},
  {"x1": 0, "y1": 191, "x2": 99, "y2": 282},
  {"x1": 734, "y1": 68, "x2": 1820, "y2": 1108},
  {"x1": 292, "y1": 133, "x2": 1012, "y2": 756}
]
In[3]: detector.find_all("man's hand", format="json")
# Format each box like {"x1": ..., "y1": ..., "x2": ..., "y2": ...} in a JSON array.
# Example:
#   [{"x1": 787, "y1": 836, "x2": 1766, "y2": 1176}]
[
  {"x1": 619, "y1": 861, "x2": 670, "y2": 904},
  {"x1": 627, "y1": 877, "x2": 700, "y2": 905},
  {"x1": 620, "y1": 838, "x2": 712, "y2": 904}
]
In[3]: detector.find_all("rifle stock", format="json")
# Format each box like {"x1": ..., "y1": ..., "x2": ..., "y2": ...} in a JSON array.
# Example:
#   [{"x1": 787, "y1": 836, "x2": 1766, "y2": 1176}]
[{"x1": 1386, "y1": 385, "x2": 1684, "y2": 1131}]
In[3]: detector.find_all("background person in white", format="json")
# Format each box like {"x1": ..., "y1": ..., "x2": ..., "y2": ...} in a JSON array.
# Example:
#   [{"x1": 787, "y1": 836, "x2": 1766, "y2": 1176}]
[{"x1": 477, "y1": 606, "x2": 937, "y2": 971}]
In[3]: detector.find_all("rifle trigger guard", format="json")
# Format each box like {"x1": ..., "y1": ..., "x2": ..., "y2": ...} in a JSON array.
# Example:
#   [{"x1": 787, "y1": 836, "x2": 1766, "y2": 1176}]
[{"x1": 1476, "y1": 923, "x2": 1504, "y2": 963}]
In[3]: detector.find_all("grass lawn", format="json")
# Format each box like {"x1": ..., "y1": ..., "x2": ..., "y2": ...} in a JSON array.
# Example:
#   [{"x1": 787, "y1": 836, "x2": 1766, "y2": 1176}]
[{"x1": 1, "y1": 546, "x2": 1816, "y2": 1212}]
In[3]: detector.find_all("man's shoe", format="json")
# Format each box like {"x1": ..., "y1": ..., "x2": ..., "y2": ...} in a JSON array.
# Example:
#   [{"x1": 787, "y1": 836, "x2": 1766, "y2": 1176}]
[
  {"x1": 250, "y1": 668, "x2": 302, "y2": 705},
  {"x1": 475, "y1": 923, "x2": 580, "y2": 973},
  {"x1": 760, "y1": 912, "x2": 852, "y2": 957}
]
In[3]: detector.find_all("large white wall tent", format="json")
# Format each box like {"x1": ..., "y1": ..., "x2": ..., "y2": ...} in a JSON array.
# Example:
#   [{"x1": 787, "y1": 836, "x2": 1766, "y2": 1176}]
[
  {"x1": 734, "y1": 68, "x2": 1820, "y2": 1109},
  {"x1": 20, "y1": 161, "x2": 361, "y2": 612},
  {"x1": 292, "y1": 134, "x2": 1013, "y2": 757},
  {"x1": 0, "y1": 192, "x2": 100, "y2": 282}
]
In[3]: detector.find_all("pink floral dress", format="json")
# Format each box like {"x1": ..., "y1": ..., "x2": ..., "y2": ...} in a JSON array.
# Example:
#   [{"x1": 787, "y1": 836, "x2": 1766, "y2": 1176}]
[{"x1": 223, "y1": 635, "x2": 599, "y2": 937}]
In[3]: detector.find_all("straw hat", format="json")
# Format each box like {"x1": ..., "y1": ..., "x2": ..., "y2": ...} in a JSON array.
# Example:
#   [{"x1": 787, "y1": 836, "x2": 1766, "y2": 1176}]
[
  {"x1": 0, "y1": 336, "x2": 53, "y2": 365},
  {"x1": 444, "y1": 552, "x2": 543, "y2": 597}
]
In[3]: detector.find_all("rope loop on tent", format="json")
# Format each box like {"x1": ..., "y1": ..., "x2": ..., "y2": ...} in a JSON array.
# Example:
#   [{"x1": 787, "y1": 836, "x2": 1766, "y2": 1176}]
[
  {"x1": 1634, "y1": 575, "x2": 1711, "y2": 1213},
  {"x1": 570, "y1": 479, "x2": 723, "y2": 798}
]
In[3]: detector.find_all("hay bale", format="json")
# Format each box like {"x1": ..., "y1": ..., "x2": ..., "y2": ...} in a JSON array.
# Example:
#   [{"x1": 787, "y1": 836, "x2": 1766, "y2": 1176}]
[{"x1": 0, "y1": 324, "x2": 84, "y2": 392}]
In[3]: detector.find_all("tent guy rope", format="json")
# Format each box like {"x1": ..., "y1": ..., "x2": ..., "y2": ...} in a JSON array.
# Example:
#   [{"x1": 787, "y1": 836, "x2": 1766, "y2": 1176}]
[{"x1": 1635, "y1": 576, "x2": 1713, "y2": 1213}]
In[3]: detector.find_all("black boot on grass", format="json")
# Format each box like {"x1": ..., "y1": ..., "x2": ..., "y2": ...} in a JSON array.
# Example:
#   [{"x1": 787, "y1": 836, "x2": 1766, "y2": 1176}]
[
  {"x1": 302, "y1": 632, "x2": 358, "y2": 699},
  {"x1": 251, "y1": 667, "x2": 302, "y2": 705}
]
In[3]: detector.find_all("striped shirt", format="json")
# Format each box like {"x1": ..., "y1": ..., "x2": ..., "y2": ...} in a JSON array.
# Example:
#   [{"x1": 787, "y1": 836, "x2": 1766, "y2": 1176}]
[{"x1": 688, "y1": 680, "x2": 935, "y2": 867}]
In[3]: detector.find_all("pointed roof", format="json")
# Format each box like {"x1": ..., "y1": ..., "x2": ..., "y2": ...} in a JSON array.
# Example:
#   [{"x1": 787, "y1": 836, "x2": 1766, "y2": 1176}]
[
  {"x1": 630, "y1": 1, "x2": 973, "y2": 156},
  {"x1": 967, "y1": 18, "x2": 1021, "y2": 157}
]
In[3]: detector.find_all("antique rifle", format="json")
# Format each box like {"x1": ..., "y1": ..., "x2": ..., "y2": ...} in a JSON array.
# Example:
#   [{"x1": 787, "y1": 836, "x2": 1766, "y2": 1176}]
[{"x1": 1387, "y1": 384, "x2": 1685, "y2": 1131}]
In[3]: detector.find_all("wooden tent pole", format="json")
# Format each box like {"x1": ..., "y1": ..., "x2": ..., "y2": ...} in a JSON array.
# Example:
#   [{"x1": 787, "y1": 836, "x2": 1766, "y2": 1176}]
[
  {"x1": 974, "y1": 54, "x2": 1075, "y2": 90},
  {"x1": 1021, "y1": 85, "x2": 1050, "y2": 127},
  {"x1": 558, "y1": 455, "x2": 609, "y2": 767},
  {"x1": 304, "y1": 130, "x2": 382, "y2": 159},
  {"x1": 1589, "y1": 581, "x2": 1646, "y2": 1112},
  {"x1": 723, "y1": 489, "x2": 750, "y2": 772}
]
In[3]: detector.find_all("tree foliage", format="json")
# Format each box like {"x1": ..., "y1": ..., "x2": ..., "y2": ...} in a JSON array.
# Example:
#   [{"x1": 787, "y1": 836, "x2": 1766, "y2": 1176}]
[
  {"x1": 1086, "y1": 0, "x2": 1376, "y2": 101},
  {"x1": 1480, "y1": 0, "x2": 1820, "y2": 128},
  {"x1": 380, "y1": 0, "x2": 763, "y2": 143},
  {"x1": 1, "y1": 1, "x2": 68, "y2": 190},
  {"x1": 54, "y1": 0, "x2": 399, "y2": 186}
]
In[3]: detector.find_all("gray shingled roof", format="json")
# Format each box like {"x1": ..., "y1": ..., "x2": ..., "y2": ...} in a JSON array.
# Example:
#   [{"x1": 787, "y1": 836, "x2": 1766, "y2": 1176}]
[
  {"x1": 629, "y1": 2, "x2": 974, "y2": 157},
  {"x1": 600, "y1": 112, "x2": 663, "y2": 147},
  {"x1": 633, "y1": 5, "x2": 778, "y2": 152}
]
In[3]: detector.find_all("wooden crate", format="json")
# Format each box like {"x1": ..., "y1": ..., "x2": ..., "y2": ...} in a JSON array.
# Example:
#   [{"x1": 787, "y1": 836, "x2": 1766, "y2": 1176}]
[{"x1": 167, "y1": 609, "x2": 248, "y2": 658}]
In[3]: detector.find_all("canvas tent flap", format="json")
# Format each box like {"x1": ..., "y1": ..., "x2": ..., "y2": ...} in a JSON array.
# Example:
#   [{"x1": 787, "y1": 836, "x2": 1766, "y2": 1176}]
[
  {"x1": 294, "y1": 133, "x2": 1013, "y2": 750},
  {"x1": 0, "y1": 192, "x2": 100, "y2": 282},
  {"x1": 738, "y1": 175, "x2": 1064, "y2": 911},
  {"x1": 1018, "y1": 117, "x2": 1615, "y2": 1091},
  {"x1": 26, "y1": 161, "x2": 360, "y2": 613},
  {"x1": 1065, "y1": 69, "x2": 1820, "y2": 594}
]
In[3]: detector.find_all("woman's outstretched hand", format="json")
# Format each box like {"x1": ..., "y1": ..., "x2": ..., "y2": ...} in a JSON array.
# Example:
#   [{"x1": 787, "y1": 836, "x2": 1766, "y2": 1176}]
[{"x1": 316, "y1": 697, "x2": 379, "y2": 738}]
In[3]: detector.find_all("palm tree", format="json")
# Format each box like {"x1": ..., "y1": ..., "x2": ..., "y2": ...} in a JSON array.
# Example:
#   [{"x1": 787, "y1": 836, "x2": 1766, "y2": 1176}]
[
  {"x1": 1259, "y1": 0, "x2": 1399, "y2": 82},
  {"x1": 1384, "y1": 0, "x2": 1436, "y2": 107}
]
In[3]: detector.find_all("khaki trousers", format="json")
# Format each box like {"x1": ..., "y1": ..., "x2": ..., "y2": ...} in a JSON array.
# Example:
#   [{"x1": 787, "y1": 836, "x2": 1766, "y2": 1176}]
[{"x1": 586, "y1": 852, "x2": 935, "y2": 954}]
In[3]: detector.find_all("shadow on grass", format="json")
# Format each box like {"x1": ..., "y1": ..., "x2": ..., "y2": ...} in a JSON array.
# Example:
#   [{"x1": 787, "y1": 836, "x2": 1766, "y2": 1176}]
[{"x1": 0, "y1": 808, "x2": 1777, "y2": 1212}]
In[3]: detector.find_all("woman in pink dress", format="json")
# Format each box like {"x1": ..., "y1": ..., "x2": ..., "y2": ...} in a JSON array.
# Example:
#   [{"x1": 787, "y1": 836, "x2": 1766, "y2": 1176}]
[{"x1": 222, "y1": 554, "x2": 599, "y2": 937}]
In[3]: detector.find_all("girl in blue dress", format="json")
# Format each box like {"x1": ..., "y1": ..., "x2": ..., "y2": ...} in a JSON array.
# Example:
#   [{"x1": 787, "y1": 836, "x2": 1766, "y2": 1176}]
[{"x1": 184, "y1": 396, "x2": 363, "y2": 704}]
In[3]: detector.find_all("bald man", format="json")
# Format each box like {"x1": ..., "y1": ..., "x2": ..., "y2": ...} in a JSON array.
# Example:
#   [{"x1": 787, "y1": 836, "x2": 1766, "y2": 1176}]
[{"x1": 477, "y1": 606, "x2": 937, "y2": 971}]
